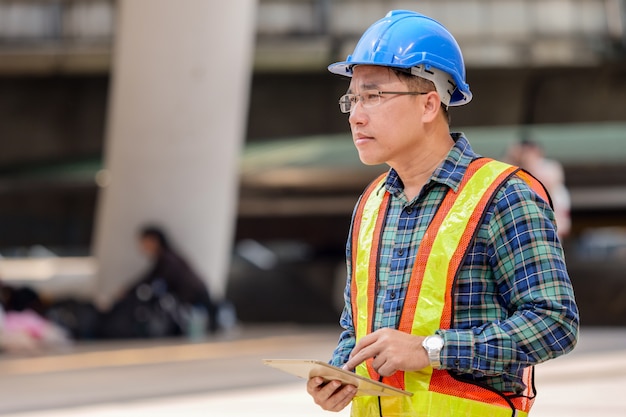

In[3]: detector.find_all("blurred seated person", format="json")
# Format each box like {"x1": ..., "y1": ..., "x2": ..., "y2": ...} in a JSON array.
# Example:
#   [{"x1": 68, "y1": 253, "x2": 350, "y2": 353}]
[{"x1": 100, "y1": 225, "x2": 219, "y2": 338}]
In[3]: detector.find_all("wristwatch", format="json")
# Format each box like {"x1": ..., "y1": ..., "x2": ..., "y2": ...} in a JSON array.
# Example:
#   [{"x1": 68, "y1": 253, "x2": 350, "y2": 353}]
[{"x1": 422, "y1": 334, "x2": 444, "y2": 369}]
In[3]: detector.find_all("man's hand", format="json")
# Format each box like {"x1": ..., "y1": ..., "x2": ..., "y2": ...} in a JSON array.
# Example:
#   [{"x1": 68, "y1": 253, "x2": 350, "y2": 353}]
[
  {"x1": 343, "y1": 328, "x2": 430, "y2": 376},
  {"x1": 307, "y1": 377, "x2": 357, "y2": 412}
]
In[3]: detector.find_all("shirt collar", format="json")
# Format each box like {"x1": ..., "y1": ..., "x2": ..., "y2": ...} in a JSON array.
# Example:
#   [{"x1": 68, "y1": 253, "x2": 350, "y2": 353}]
[{"x1": 384, "y1": 133, "x2": 479, "y2": 195}]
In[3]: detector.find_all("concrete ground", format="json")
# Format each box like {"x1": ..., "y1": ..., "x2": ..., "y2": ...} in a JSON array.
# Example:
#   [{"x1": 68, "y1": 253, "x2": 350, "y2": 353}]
[{"x1": 1, "y1": 325, "x2": 624, "y2": 417}]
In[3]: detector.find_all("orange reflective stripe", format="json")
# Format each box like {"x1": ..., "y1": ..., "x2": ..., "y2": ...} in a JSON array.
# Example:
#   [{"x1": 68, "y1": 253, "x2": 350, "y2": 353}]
[
  {"x1": 351, "y1": 173, "x2": 388, "y2": 381},
  {"x1": 516, "y1": 169, "x2": 552, "y2": 208},
  {"x1": 398, "y1": 158, "x2": 504, "y2": 334}
]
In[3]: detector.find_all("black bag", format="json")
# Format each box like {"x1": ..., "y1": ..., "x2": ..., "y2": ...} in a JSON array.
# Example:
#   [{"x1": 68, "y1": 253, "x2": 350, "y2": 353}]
[
  {"x1": 45, "y1": 298, "x2": 102, "y2": 340},
  {"x1": 98, "y1": 282, "x2": 182, "y2": 339}
]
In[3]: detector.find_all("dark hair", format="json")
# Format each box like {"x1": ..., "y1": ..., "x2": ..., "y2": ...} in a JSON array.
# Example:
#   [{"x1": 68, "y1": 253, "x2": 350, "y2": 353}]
[
  {"x1": 139, "y1": 225, "x2": 171, "y2": 251},
  {"x1": 391, "y1": 68, "x2": 450, "y2": 124}
]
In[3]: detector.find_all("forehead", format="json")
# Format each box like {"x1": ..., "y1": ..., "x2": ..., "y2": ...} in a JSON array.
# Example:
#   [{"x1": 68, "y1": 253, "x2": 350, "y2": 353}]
[{"x1": 348, "y1": 65, "x2": 402, "y2": 91}]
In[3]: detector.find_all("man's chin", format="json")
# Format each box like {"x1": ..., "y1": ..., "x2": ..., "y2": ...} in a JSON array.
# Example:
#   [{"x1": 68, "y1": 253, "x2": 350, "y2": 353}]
[{"x1": 358, "y1": 156, "x2": 385, "y2": 166}]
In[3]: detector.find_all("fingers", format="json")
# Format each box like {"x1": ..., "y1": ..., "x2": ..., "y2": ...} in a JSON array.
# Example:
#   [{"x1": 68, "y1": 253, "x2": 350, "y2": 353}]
[
  {"x1": 347, "y1": 351, "x2": 395, "y2": 376},
  {"x1": 370, "y1": 355, "x2": 397, "y2": 377},
  {"x1": 307, "y1": 377, "x2": 356, "y2": 412},
  {"x1": 344, "y1": 329, "x2": 427, "y2": 376},
  {"x1": 344, "y1": 348, "x2": 371, "y2": 372},
  {"x1": 344, "y1": 332, "x2": 379, "y2": 371}
]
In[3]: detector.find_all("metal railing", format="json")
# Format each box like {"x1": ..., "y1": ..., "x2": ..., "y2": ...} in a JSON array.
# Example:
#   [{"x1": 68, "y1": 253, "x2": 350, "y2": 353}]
[
  {"x1": 0, "y1": 0, "x2": 623, "y2": 70},
  {"x1": 255, "y1": 0, "x2": 624, "y2": 39},
  {"x1": 0, "y1": 0, "x2": 113, "y2": 44}
]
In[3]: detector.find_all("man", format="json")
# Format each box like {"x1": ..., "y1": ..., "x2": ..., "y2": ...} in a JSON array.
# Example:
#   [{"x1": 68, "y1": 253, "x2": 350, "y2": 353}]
[{"x1": 307, "y1": 10, "x2": 579, "y2": 417}]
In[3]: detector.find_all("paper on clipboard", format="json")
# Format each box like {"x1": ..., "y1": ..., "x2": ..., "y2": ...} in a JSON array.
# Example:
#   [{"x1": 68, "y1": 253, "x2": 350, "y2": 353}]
[{"x1": 262, "y1": 359, "x2": 412, "y2": 397}]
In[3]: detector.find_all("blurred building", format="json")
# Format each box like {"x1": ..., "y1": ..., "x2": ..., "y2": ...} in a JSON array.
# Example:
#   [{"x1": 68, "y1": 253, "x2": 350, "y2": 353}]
[{"x1": 1, "y1": 0, "x2": 626, "y2": 323}]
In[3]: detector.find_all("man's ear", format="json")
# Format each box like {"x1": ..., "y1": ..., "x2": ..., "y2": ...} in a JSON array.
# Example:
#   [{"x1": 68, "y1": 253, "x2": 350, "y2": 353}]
[{"x1": 421, "y1": 92, "x2": 441, "y2": 123}]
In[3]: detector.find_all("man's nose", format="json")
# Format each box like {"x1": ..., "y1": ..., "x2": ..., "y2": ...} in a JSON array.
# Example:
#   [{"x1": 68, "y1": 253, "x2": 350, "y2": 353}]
[{"x1": 348, "y1": 99, "x2": 366, "y2": 125}]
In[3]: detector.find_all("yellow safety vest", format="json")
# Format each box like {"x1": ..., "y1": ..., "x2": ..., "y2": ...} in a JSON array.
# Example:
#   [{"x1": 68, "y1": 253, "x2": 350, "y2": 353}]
[{"x1": 350, "y1": 158, "x2": 549, "y2": 417}]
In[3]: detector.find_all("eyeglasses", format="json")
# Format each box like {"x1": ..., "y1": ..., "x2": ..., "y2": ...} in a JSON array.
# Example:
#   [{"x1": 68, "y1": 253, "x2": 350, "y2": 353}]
[{"x1": 338, "y1": 90, "x2": 429, "y2": 113}]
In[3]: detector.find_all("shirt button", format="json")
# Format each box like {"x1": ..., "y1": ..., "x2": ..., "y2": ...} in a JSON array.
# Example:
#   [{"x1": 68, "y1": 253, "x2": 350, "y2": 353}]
[
  {"x1": 390, "y1": 292, "x2": 396, "y2": 299},
  {"x1": 397, "y1": 248, "x2": 404, "y2": 256},
  {"x1": 406, "y1": 207, "x2": 413, "y2": 214}
]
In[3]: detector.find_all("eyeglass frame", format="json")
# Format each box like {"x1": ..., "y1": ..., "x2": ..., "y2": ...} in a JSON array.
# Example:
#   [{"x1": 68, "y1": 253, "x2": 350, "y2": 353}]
[{"x1": 338, "y1": 90, "x2": 429, "y2": 114}]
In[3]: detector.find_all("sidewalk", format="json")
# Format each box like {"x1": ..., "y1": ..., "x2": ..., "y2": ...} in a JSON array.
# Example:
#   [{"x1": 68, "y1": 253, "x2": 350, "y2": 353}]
[
  {"x1": 531, "y1": 347, "x2": 626, "y2": 416},
  {"x1": 4, "y1": 357, "x2": 625, "y2": 417},
  {"x1": 2, "y1": 326, "x2": 625, "y2": 417},
  {"x1": 3, "y1": 328, "x2": 626, "y2": 417}
]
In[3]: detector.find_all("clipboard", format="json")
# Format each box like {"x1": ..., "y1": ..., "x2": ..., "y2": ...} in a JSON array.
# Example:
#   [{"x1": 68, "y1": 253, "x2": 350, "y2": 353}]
[{"x1": 262, "y1": 359, "x2": 412, "y2": 397}]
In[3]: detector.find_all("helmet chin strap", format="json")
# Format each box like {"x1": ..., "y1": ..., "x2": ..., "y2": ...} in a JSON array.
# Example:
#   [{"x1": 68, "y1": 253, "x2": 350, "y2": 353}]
[{"x1": 410, "y1": 65, "x2": 457, "y2": 108}]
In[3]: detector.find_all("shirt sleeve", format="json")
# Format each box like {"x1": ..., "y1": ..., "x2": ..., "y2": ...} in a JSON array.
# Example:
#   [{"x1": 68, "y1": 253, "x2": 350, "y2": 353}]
[
  {"x1": 329, "y1": 224, "x2": 356, "y2": 367},
  {"x1": 330, "y1": 307, "x2": 356, "y2": 367},
  {"x1": 438, "y1": 177, "x2": 579, "y2": 379}
]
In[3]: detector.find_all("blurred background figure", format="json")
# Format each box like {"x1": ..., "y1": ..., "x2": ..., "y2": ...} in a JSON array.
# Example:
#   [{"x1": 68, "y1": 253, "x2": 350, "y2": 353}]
[
  {"x1": 0, "y1": 280, "x2": 71, "y2": 354},
  {"x1": 505, "y1": 138, "x2": 572, "y2": 239},
  {"x1": 98, "y1": 225, "x2": 221, "y2": 339},
  {"x1": 0, "y1": 282, "x2": 45, "y2": 315}
]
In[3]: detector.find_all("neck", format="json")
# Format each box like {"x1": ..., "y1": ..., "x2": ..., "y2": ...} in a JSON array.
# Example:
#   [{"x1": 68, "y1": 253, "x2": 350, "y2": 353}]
[{"x1": 393, "y1": 131, "x2": 454, "y2": 201}]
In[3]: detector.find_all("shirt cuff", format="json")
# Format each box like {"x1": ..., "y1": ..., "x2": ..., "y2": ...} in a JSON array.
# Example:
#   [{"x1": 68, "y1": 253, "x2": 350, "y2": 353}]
[{"x1": 437, "y1": 329, "x2": 475, "y2": 373}]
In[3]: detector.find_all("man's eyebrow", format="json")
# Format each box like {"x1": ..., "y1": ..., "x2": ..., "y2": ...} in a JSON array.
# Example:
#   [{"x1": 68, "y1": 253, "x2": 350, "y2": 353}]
[{"x1": 347, "y1": 83, "x2": 380, "y2": 94}]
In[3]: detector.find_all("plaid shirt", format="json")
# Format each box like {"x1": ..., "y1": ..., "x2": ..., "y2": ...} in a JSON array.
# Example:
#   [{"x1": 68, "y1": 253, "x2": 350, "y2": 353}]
[{"x1": 330, "y1": 134, "x2": 579, "y2": 394}]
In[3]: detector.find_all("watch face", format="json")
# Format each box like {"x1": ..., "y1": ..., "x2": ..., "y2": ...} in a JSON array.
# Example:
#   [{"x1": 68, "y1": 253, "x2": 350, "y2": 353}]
[{"x1": 426, "y1": 335, "x2": 444, "y2": 349}]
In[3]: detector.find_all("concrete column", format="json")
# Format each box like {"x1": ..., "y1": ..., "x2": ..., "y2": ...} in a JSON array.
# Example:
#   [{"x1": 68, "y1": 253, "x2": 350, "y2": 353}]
[{"x1": 92, "y1": 0, "x2": 257, "y2": 307}]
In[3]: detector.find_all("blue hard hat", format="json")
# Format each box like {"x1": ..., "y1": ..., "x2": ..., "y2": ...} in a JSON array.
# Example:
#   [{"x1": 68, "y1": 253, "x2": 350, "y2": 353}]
[{"x1": 328, "y1": 10, "x2": 472, "y2": 106}]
